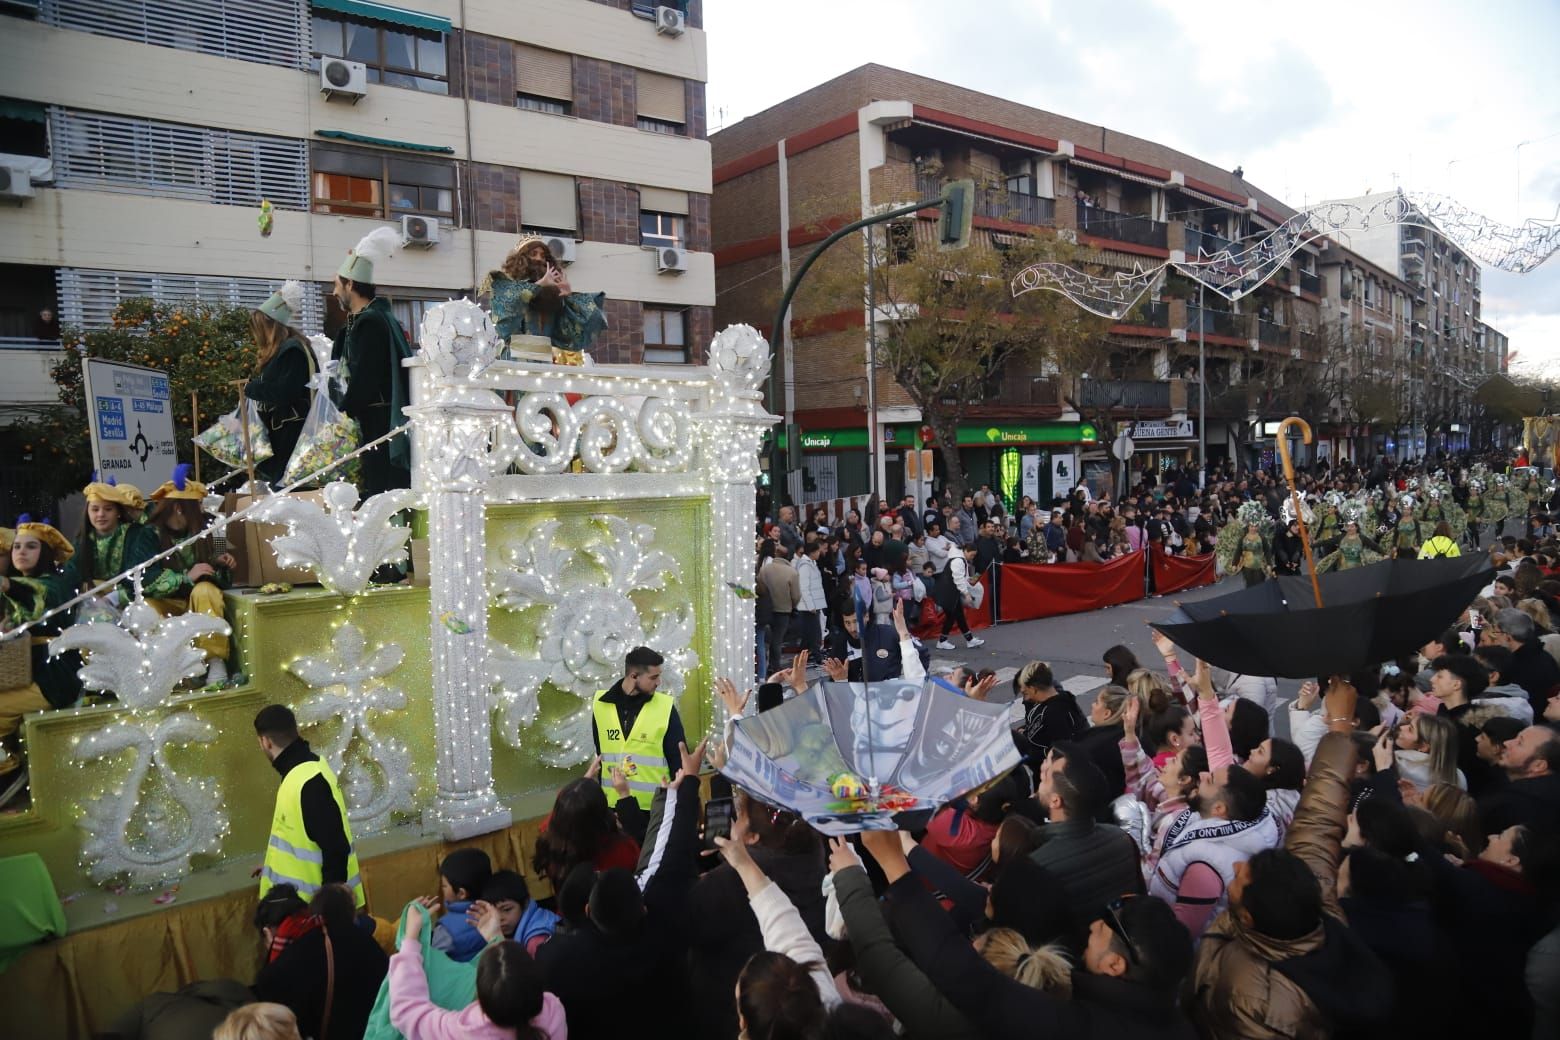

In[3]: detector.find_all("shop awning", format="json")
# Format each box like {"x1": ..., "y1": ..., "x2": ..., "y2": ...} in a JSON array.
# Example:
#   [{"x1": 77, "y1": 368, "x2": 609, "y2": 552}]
[
  {"x1": 0, "y1": 99, "x2": 47, "y2": 124},
  {"x1": 1068, "y1": 157, "x2": 1166, "y2": 189},
  {"x1": 311, "y1": 0, "x2": 451, "y2": 34},
  {"x1": 314, "y1": 129, "x2": 454, "y2": 154}
]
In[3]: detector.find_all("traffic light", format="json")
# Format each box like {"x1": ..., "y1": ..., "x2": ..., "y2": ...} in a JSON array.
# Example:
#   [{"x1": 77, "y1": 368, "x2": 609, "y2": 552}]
[{"x1": 938, "y1": 178, "x2": 974, "y2": 251}]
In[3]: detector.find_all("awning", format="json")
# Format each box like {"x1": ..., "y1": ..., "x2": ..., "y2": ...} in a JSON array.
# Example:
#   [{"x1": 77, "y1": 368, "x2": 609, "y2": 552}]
[
  {"x1": 314, "y1": 129, "x2": 454, "y2": 154},
  {"x1": 1068, "y1": 157, "x2": 1166, "y2": 189},
  {"x1": 909, "y1": 118, "x2": 1052, "y2": 155},
  {"x1": 0, "y1": 99, "x2": 47, "y2": 124},
  {"x1": 1173, "y1": 184, "x2": 1244, "y2": 211},
  {"x1": 311, "y1": 0, "x2": 451, "y2": 34}
]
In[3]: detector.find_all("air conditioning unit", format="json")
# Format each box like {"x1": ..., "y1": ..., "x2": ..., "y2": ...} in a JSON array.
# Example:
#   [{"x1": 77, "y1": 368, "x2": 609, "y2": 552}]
[
  {"x1": 656, "y1": 245, "x2": 687, "y2": 274},
  {"x1": 655, "y1": 6, "x2": 685, "y2": 36},
  {"x1": 0, "y1": 164, "x2": 35, "y2": 202},
  {"x1": 401, "y1": 214, "x2": 439, "y2": 248},
  {"x1": 544, "y1": 235, "x2": 577, "y2": 264},
  {"x1": 320, "y1": 59, "x2": 368, "y2": 102}
]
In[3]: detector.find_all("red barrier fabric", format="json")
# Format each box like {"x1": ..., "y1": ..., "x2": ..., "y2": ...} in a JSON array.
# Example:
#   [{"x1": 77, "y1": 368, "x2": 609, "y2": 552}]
[
  {"x1": 911, "y1": 572, "x2": 994, "y2": 639},
  {"x1": 1151, "y1": 545, "x2": 1219, "y2": 595},
  {"x1": 996, "y1": 551, "x2": 1147, "y2": 623}
]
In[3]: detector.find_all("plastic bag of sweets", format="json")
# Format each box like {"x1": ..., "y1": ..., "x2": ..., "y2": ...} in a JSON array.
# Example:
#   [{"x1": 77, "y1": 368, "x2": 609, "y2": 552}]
[
  {"x1": 282, "y1": 385, "x2": 362, "y2": 487},
  {"x1": 194, "y1": 401, "x2": 274, "y2": 468}
]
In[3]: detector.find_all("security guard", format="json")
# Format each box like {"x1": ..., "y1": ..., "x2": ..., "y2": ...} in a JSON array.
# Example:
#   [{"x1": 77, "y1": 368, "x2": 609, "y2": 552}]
[
  {"x1": 254, "y1": 704, "x2": 365, "y2": 907},
  {"x1": 591, "y1": 647, "x2": 685, "y2": 810}
]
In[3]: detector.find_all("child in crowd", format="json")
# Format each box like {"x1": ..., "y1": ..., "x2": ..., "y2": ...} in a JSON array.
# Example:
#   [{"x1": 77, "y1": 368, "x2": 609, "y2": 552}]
[
  {"x1": 479, "y1": 869, "x2": 559, "y2": 956},
  {"x1": 144, "y1": 464, "x2": 235, "y2": 686},
  {"x1": 431, "y1": 848, "x2": 493, "y2": 962}
]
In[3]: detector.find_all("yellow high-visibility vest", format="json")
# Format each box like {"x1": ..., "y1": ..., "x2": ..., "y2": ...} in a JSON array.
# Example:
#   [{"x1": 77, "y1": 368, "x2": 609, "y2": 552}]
[
  {"x1": 1418, "y1": 536, "x2": 1461, "y2": 559},
  {"x1": 259, "y1": 759, "x2": 365, "y2": 908},
  {"x1": 593, "y1": 689, "x2": 674, "y2": 810}
]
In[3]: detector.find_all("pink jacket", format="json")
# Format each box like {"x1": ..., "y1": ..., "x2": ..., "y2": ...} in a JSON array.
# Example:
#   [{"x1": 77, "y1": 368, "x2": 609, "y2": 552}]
[{"x1": 389, "y1": 937, "x2": 568, "y2": 1040}]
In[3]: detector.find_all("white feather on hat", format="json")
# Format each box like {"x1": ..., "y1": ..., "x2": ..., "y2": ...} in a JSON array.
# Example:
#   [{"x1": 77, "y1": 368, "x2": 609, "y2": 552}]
[
  {"x1": 352, "y1": 226, "x2": 401, "y2": 265},
  {"x1": 276, "y1": 279, "x2": 304, "y2": 317}
]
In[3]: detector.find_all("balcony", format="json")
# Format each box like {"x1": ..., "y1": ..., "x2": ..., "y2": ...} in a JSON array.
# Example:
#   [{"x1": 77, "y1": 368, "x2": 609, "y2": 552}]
[
  {"x1": 1077, "y1": 203, "x2": 1167, "y2": 249},
  {"x1": 1078, "y1": 378, "x2": 1171, "y2": 410},
  {"x1": 916, "y1": 172, "x2": 943, "y2": 202},
  {"x1": 1256, "y1": 318, "x2": 1291, "y2": 347},
  {"x1": 1186, "y1": 304, "x2": 1247, "y2": 338},
  {"x1": 976, "y1": 190, "x2": 1054, "y2": 226},
  {"x1": 1119, "y1": 300, "x2": 1170, "y2": 328},
  {"x1": 1400, "y1": 239, "x2": 1427, "y2": 267},
  {"x1": 1299, "y1": 270, "x2": 1321, "y2": 295},
  {"x1": 1185, "y1": 226, "x2": 1237, "y2": 259}
]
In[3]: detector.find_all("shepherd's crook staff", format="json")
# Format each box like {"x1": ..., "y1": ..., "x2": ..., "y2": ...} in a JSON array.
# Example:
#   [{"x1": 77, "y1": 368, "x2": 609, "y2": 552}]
[{"x1": 1277, "y1": 416, "x2": 1323, "y2": 607}]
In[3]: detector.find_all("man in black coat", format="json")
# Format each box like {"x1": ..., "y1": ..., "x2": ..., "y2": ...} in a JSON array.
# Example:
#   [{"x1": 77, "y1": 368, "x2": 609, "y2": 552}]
[
  {"x1": 1486, "y1": 609, "x2": 1560, "y2": 717},
  {"x1": 330, "y1": 229, "x2": 413, "y2": 497},
  {"x1": 1479, "y1": 724, "x2": 1560, "y2": 833}
]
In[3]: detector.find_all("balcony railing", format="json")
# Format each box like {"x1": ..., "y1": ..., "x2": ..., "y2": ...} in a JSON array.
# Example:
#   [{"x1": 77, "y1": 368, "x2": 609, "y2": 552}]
[
  {"x1": 1186, "y1": 305, "x2": 1247, "y2": 338},
  {"x1": 1184, "y1": 226, "x2": 1237, "y2": 258},
  {"x1": 1077, "y1": 203, "x2": 1167, "y2": 248},
  {"x1": 1299, "y1": 270, "x2": 1321, "y2": 295},
  {"x1": 1256, "y1": 319, "x2": 1290, "y2": 346},
  {"x1": 976, "y1": 190, "x2": 1054, "y2": 226},
  {"x1": 1119, "y1": 300, "x2": 1170, "y2": 327},
  {"x1": 915, "y1": 172, "x2": 943, "y2": 202},
  {"x1": 1078, "y1": 379, "x2": 1170, "y2": 410}
]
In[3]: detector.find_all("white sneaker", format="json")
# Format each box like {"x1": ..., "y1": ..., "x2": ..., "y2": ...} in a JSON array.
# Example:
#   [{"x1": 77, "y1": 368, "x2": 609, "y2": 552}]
[
  {"x1": 936, "y1": 639, "x2": 957, "y2": 650},
  {"x1": 206, "y1": 659, "x2": 229, "y2": 686},
  {"x1": 965, "y1": 637, "x2": 986, "y2": 648}
]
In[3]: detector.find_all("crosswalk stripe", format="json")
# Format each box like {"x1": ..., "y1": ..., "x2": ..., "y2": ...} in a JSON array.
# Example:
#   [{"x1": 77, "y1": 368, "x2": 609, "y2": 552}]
[{"x1": 1058, "y1": 673, "x2": 1110, "y2": 694}]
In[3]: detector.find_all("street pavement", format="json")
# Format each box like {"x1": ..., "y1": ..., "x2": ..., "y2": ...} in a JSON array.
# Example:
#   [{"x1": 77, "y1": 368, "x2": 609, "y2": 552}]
[{"x1": 921, "y1": 572, "x2": 1299, "y2": 739}]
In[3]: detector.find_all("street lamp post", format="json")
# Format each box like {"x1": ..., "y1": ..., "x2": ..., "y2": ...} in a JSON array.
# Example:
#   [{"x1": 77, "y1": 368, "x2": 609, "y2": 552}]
[{"x1": 1198, "y1": 281, "x2": 1207, "y2": 488}]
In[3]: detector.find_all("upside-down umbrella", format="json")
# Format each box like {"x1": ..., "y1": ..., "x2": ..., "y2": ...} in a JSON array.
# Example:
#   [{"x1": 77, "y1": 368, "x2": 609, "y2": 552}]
[
  {"x1": 719, "y1": 679, "x2": 1021, "y2": 835},
  {"x1": 1149, "y1": 555, "x2": 1494, "y2": 679}
]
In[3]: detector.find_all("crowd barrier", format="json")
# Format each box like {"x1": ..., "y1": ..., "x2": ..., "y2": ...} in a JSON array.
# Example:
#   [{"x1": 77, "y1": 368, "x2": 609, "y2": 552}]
[{"x1": 910, "y1": 545, "x2": 1218, "y2": 639}]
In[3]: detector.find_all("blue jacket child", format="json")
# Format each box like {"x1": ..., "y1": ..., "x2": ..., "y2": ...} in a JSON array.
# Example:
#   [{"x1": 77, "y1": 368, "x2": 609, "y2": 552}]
[{"x1": 430, "y1": 847, "x2": 492, "y2": 963}]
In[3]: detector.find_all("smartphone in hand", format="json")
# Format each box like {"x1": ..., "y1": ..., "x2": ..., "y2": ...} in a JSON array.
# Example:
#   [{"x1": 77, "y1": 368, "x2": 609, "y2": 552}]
[{"x1": 702, "y1": 796, "x2": 734, "y2": 851}]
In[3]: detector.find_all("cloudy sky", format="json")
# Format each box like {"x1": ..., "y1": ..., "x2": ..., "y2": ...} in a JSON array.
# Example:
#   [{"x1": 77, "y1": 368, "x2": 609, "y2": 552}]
[{"x1": 706, "y1": 0, "x2": 1560, "y2": 372}]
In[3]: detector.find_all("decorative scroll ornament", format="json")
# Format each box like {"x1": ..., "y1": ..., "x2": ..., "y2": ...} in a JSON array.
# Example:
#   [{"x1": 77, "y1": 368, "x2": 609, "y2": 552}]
[
  {"x1": 489, "y1": 516, "x2": 696, "y2": 766},
  {"x1": 252, "y1": 481, "x2": 417, "y2": 595},
  {"x1": 287, "y1": 623, "x2": 413, "y2": 834},
  {"x1": 418, "y1": 297, "x2": 503, "y2": 381},
  {"x1": 1012, "y1": 190, "x2": 1557, "y2": 317},
  {"x1": 512, "y1": 394, "x2": 692, "y2": 474},
  {"x1": 49, "y1": 600, "x2": 233, "y2": 888}
]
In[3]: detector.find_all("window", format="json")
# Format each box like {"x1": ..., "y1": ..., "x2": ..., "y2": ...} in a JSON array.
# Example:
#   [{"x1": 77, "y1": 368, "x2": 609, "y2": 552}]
[
  {"x1": 516, "y1": 44, "x2": 572, "y2": 115},
  {"x1": 636, "y1": 70, "x2": 686, "y2": 136},
  {"x1": 643, "y1": 306, "x2": 688, "y2": 364},
  {"x1": 519, "y1": 170, "x2": 577, "y2": 232},
  {"x1": 0, "y1": 100, "x2": 48, "y2": 159},
  {"x1": 640, "y1": 211, "x2": 684, "y2": 249},
  {"x1": 312, "y1": 146, "x2": 456, "y2": 221},
  {"x1": 312, "y1": 14, "x2": 448, "y2": 94}
]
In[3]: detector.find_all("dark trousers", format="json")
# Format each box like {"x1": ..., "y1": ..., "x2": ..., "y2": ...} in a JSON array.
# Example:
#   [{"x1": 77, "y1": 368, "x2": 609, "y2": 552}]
[
  {"x1": 766, "y1": 612, "x2": 792, "y2": 675},
  {"x1": 940, "y1": 597, "x2": 971, "y2": 638},
  {"x1": 796, "y1": 610, "x2": 823, "y2": 660}
]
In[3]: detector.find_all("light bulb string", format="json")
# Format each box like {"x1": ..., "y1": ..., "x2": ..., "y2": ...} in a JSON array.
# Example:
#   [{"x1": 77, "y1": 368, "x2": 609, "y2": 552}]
[{"x1": 1, "y1": 425, "x2": 408, "y2": 642}]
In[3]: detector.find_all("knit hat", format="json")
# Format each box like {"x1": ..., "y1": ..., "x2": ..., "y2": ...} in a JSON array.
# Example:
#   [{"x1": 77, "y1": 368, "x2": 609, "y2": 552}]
[
  {"x1": 257, "y1": 279, "x2": 305, "y2": 326},
  {"x1": 149, "y1": 463, "x2": 208, "y2": 502},
  {"x1": 14, "y1": 514, "x2": 73, "y2": 563},
  {"x1": 82, "y1": 475, "x2": 145, "y2": 509},
  {"x1": 337, "y1": 226, "x2": 400, "y2": 284}
]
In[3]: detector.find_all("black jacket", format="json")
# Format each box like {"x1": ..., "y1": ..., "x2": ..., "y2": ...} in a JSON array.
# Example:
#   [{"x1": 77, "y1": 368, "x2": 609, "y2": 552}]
[
  {"x1": 253, "y1": 920, "x2": 387, "y2": 1040},
  {"x1": 244, "y1": 337, "x2": 313, "y2": 485},
  {"x1": 885, "y1": 873, "x2": 1197, "y2": 1039},
  {"x1": 685, "y1": 844, "x2": 829, "y2": 1040},
  {"x1": 1506, "y1": 640, "x2": 1560, "y2": 716},
  {"x1": 1073, "y1": 722, "x2": 1128, "y2": 800},
  {"x1": 1477, "y1": 771, "x2": 1560, "y2": 834},
  {"x1": 1012, "y1": 691, "x2": 1088, "y2": 766},
  {"x1": 271, "y1": 740, "x2": 352, "y2": 886},
  {"x1": 1027, "y1": 818, "x2": 1145, "y2": 924},
  {"x1": 589, "y1": 679, "x2": 686, "y2": 775},
  {"x1": 537, "y1": 782, "x2": 700, "y2": 1040}
]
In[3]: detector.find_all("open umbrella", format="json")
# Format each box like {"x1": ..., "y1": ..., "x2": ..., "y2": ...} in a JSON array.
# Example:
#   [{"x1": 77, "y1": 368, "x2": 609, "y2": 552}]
[
  {"x1": 720, "y1": 679, "x2": 1021, "y2": 835},
  {"x1": 1150, "y1": 555, "x2": 1494, "y2": 679}
]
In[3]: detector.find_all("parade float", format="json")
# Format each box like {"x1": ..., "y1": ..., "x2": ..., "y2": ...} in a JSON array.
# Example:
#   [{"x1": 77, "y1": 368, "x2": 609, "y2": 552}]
[{"x1": 0, "y1": 303, "x2": 777, "y2": 1035}]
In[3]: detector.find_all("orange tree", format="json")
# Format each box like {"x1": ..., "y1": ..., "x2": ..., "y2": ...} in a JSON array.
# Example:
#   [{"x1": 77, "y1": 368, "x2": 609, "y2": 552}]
[{"x1": 15, "y1": 298, "x2": 259, "y2": 503}]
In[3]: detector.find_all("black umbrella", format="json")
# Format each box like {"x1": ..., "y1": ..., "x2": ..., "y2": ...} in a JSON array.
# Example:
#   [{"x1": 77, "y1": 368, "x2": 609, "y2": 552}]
[{"x1": 1150, "y1": 556, "x2": 1494, "y2": 679}]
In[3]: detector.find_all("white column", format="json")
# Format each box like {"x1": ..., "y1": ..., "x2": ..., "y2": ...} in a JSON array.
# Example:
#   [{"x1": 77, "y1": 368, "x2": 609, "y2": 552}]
[
  {"x1": 406, "y1": 301, "x2": 516, "y2": 840},
  {"x1": 693, "y1": 325, "x2": 779, "y2": 735}
]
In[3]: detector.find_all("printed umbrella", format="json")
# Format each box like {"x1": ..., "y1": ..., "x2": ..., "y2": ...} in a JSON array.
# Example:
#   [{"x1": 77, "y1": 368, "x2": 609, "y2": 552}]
[
  {"x1": 1150, "y1": 555, "x2": 1494, "y2": 679},
  {"x1": 719, "y1": 679, "x2": 1021, "y2": 835}
]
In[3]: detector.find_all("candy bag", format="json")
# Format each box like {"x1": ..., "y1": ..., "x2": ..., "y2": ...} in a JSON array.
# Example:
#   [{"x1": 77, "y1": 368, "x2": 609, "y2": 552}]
[
  {"x1": 194, "y1": 400, "x2": 273, "y2": 468},
  {"x1": 282, "y1": 370, "x2": 361, "y2": 487}
]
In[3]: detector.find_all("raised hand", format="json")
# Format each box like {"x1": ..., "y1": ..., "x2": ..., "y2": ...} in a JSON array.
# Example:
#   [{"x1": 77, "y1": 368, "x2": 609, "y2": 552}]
[
  {"x1": 1324, "y1": 676, "x2": 1358, "y2": 733},
  {"x1": 467, "y1": 899, "x2": 503, "y2": 943},
  {"x1": 828, "y1": 835, "x2": 863, "y2": 875},
  {"x1": 584, "y1": 755, "x2": 603, "y2": 780},
  {"x1": 609, "y1": 766, "x2": 631, "y2": 802},
  {"x1": 1192, "y1": 658, "x2": 1215, "y2": 701},
  {"x1": 966, "y1": 673, "x2": 998, "y2": 702},
  {"x1": 822, "y1": 656, "x2": 849, "y2": 682},
  {"x1": 1122, "y1": 693, "x2": 1142, "y2": 741},
  {"x1": 892, "y1": 598, "x2": 910, "y2": 640},
  {"x1": 678, "y1": 738, "x2": 708, "y2": 779},
  {"x1": 715, "y1": 676, "x2": 750, "y2": 718},
  {"x1": 786, "y1": 649, "x2": 810, "y2": 693},
  {"x1": 1371, "y1": 729, "x2": 1396, "y2": 772},
  {"x1": 1150, "y1": 627, "x2": 1178, "y2": 659},
  {"x1": 1296, "y1": 680, "x2": 1321, "y2": 711}
]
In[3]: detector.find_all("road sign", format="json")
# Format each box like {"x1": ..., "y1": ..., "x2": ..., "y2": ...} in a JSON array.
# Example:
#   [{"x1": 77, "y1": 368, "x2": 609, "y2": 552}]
[
  {"x1": 83, "y1": 358, "x2": 178, "y2": 486},
  {"x1": 1112, "y1": 432, "x2": 1136, "y2": 460}
]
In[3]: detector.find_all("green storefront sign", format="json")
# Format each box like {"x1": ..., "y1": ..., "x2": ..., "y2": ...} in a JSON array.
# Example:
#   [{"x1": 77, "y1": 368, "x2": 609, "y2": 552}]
[
  {"x1": 802, "y1": 422, "x2": 1097, "y2": 451},
  {"x1": 799, "y1": 428, "x2": 871, "y2": 450}
]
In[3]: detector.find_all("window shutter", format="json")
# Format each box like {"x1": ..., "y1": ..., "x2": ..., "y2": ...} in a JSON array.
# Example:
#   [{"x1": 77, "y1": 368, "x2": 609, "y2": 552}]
[
  {"x1": 57, "y1": 269, "x2": 323, "y2": 332},
  {"x1": 635, "y1": 71, "x2": 685, "y2": 123},
  {"x1": 638, "y1": 187, "x2": 689, "y2": 215},
  {"x1": 40, "y1": 0, "x2": 309, "y2": 69},
  {"x1": 520, "y1": 170, "x2": 577, "y2": 231},
  {"x1": 515, "y1": 44, "x2": 572, "y2": 101}
]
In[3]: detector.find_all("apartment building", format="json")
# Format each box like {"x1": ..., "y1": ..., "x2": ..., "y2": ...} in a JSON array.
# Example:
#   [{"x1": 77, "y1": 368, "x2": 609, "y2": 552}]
[
  {"x1": 0, "y1": 0, "x2": 713, "y2": 475},
  {"x1": 712, "y1": 64, "x2": 1326, "y2": 504},
  {"x1": 1316, "y1": 243, "x2": 1415, "y2": 461},
  {"x1": 1320, "y1": 192, "x2": 1485, "y2": 456}
]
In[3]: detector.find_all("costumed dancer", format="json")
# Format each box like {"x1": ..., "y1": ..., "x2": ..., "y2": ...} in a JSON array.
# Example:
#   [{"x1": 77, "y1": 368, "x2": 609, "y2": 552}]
[
  {"x1": 0, "y1": 517, "x2": 83, "y2": 806},
  {"x1": 1421, "y1": 483, "x2": 1465, "y2": 545},
  {"x1": 1215, "y1": 501, "x2": 1273, "y2": 587},
  {"x1": 1518, "y1": 467, "x2": 1543, "y2": 523},
  {"x1": 331, "y1": 227, "x2": 414, "y2": 497},
  {"x1": 244, "y1": 280, "x2": 316, "y2": 486},
  {"x1": 483, "y1": 236, "x2": 607, "y2": 364},
  {"x1": 1307, "y1": 492, "x2": 1342, "y2": 555},
  {"x1": 1464, "y1": 476, "x2": 1486, "y2": 549},
  {"x1": 1392, "y1": 494, "x2": 1426, "y2": 559},
  {"x1": 144, "y1": 465, "x2": 234, "y2": 686},
  {"x1": 1314, "y1": 507, "x2": 1384, "y2": 573},
  {"x1": 1485, "y1": 472, "x2": 1511, "y2": 541},
  {"x1": 55, "y1": 478, "x2": 160, "y2": 622}
]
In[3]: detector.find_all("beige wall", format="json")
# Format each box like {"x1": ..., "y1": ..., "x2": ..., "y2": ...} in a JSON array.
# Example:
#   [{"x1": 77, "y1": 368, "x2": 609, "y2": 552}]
[
  {"x1": 469, "y1": 105, "x2": 710, "y2": 193},
  {"x1": 1, "y1": 190, "x2": 714, "y2": 307},
  {"x1": 1, "y1": 348, "x2": 66, "y2": 405},
  {"x1": 463, "y1": 0, "x2": 708, "y2": 81}
]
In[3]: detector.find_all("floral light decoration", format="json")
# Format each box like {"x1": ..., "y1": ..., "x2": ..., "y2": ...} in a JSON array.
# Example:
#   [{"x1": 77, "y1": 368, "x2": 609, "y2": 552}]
[
  {"x1": 488, "y1": 516, "x2": 697, "y2": 766},
  {"x1": 287, "y1": 622, "x2": 414, "y2": 834},
  {"x1": 251, "y1": 481, "x2": 418, "y2": 596},
  {"x1": 50, "y1": 599, "x2": 233, "y2": 888}
]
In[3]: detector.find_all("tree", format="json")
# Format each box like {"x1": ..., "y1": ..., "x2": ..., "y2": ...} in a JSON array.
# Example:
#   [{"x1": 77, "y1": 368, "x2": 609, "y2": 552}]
[
  {"x1": 800, "y1": 219, "x2": 1105, "y2": 499},
  {"x1": 13, "y1": 298, "x2": 258, "y2": 505}
]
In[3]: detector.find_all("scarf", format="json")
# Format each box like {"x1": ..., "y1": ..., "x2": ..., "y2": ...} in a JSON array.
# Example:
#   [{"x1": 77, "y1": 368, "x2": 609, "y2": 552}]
[
  {"x1": 268, "y1": 911, "x2": 323, "y2": 963},
  {"x1": 1151, "y1": 807, "x2": 1279, "y2": 919}
]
